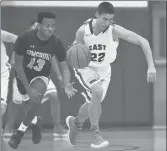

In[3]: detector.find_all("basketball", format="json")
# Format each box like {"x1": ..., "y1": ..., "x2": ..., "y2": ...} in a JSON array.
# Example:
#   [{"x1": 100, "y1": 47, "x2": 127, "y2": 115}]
[
  {"x1": 67, "y1": 43, "x2": 91, "y2": 69},
  {"x1": 30, "y1": 78, "x2": 47, "y2": 95}
]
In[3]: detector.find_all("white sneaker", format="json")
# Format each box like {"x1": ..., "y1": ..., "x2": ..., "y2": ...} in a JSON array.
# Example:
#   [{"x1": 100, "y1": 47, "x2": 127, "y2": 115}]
[{"x1": 91, "y1": 132, "x2": 109, "y2": 148}]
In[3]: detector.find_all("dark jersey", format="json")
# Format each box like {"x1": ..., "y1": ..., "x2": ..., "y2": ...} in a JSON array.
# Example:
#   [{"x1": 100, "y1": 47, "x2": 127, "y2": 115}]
[{"x1": 14, "y1": 29, "x2": 66, "y2": 82}]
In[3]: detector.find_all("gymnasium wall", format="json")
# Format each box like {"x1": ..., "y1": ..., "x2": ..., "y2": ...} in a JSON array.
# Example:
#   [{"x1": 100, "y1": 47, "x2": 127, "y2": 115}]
[
  {"x1": 1, "y1": 6, "x2": 153, "y2": 128},
  {"x1": 151, "y1": 2, "x2": 166, "y2": 129}
]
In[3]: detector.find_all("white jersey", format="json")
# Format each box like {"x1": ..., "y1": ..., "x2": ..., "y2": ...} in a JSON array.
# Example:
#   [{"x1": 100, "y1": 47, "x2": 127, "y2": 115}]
[
  {"x1": 1, "y1": 37, "x2": 9, "y2": 74},
  {"x1": 83, "y1": 19, "x2": 119, "y2": 68}
]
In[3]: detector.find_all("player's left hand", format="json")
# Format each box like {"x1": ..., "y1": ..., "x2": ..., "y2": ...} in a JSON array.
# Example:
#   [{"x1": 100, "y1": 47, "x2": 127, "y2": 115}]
[
  {"x1": 147, "y1": 66, "x2": 156, "y2": 83},
  {"x1": 65, "y1": 82, "x2": 78, "y2": 98}
]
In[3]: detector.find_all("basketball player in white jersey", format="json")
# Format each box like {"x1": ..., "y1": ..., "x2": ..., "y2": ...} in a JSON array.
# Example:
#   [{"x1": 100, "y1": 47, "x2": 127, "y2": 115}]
[
  {"x1": 66, "y1": 2, "x2": 156, "y2": 148},
  {"x1": 3, "y1": 22, "x2": 67, "y2": 138},
  {"x1": 1, "y1": 30, "x2": 18, "y2": 116}
]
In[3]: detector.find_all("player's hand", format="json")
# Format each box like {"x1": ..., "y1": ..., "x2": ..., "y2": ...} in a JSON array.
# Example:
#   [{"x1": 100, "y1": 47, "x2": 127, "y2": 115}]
[
  {"x1": 147, "y1": 66, "x2": 156, "y2": 83},
  {"x1": 65, "y1": 82, "x2": 78, "y2": 98},
  {"x1": 27, "y1": 88, "x2": 41, "y2": 102}
]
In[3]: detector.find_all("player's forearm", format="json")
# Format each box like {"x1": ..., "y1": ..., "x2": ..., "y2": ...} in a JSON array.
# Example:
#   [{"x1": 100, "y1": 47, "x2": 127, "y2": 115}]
[
  {"x1": 60, "y1": 64, "x2": 71, "y2": 87},
  {"x1": 140, "y1": 39, "x2": 155, "y2": 68},
  {"x1": 14, "y1": 65, "x2": 31, "y2": 92},
  {"x1": 51, "y1": 56, "x2": 62, "y2": 80}
]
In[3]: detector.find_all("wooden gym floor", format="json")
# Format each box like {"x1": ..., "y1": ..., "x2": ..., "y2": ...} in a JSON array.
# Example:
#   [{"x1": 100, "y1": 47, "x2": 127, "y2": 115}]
[{"x1": 1, "y1": 128, "x2": 166, "y2": 151}]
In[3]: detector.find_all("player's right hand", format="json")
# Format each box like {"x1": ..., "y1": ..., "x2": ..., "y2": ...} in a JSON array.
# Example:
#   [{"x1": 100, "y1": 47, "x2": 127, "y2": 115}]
[
  {"x1": 65, "y1": 82, "x2": 78, "y2": 99},
  {"x1": 27, "y1": 88, "x2": 41, "y2": 102}
]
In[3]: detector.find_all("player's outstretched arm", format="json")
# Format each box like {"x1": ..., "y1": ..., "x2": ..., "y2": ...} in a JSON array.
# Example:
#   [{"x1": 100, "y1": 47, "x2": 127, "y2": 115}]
[
  {"x1": 1, "y1": 30, "x2": 18, "y2": 43},
  {"x1": 50, "y1": 55, "x2": 63, "y2": 87},
  {"x1": 14, "y1": 53, "x2": 31, "y2": 91},
  {"x1": 55, "y1": 38, "x2": 77, "y2": 98},
  {"x1": 59, "y1": 61, "x2": 71, "y2": 87},
  {"x1": 59, "y1": 61, "x2": 77, "y2": 98},
  {"x1": 113, "y1": 25, "x2": 156, "y2": 83}
]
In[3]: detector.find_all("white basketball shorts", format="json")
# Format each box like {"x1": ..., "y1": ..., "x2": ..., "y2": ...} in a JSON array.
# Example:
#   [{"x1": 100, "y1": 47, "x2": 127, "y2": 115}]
[
  {"x1": 74, "y1": 64, "x2": 111, "y2": 103},
  {"x1": 1, "y1": 70, "x2": 10, "y2": 104}
]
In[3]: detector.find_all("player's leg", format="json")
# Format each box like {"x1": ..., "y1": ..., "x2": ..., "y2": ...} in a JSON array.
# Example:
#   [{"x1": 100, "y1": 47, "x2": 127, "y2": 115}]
[
  {"x1": 8, "y1": 76, "x2": 48, "y2": 149},
  {"x1": 1, "y1": 70, "x2": 10, "y2": 140},
  {"x1": 3, "y1": 102, "x2": 22, "y2": 137},
  {"x1": 1, "y1": 72, "x2": 10, "y2": 117},
  {"x1": 74, "y1": 90, "x2": 102, "y2": 128},
  {"x1": 66, "y1": 67, "x2": 110, "y2": 148},
  {"x1": 66, "y1": 67, "x2": 101, "y2": 145},
  {"x1": 3, "y1": 77, "x2": 39, "y2": 138},
  {"x1": 89, "y1": 79, "x2": 110, "y2": 148},
  {"x1": 73, "y1": 81, "x2": 109, "y2": 148},
  {"x1": 79, "y1": 74, "x2": 111, "y2": 148},
  {"x1": 3, "y1": 72, "x2": 23, "y2": 137},
  {"x1": 42, "y1": 80, "x2": 66, "y2": 136}
]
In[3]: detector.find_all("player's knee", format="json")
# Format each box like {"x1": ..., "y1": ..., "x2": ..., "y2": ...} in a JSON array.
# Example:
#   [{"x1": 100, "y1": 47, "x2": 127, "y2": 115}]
[
  {"x1": 91, "y1": 83, "x2": 103, "y2": 100},
  {"x1": 48, "y1": 92, "x2": 59, "y2": 103}
]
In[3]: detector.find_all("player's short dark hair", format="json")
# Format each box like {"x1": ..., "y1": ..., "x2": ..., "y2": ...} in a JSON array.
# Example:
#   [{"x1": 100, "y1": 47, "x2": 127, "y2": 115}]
[
  {"x1": 37, "y1": 12, "x2": 56, "y2": 23},
  {"x1": 97, "y1": 2, "x2": 114, "y2": 15}
]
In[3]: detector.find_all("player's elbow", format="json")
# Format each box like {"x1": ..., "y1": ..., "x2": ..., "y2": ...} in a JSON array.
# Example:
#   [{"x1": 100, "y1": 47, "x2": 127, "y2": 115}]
[{"x1": 138, "y1": 37, "x2": 149, "y2": 48}]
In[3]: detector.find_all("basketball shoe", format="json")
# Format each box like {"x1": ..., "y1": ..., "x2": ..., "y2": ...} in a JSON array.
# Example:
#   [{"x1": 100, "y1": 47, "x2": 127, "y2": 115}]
[
  {"x1": 65, "y1": 116, "x2": 82, "y2": 146},
  {"x1": 31, "y1": 116, "x2": 43, "y2": 144},
  {"x1": 91, "y1": 128, "x2": 109, "y2": 148}
]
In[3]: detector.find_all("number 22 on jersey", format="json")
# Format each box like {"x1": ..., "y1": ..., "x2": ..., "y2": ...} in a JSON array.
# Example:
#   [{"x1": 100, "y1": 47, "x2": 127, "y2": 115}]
[
  {"x1": 91, "y1": 52, "x2": 105, "y2": 62},
  {"x1": 27, "y1": 58, "x2": 45, "y2": 71}
]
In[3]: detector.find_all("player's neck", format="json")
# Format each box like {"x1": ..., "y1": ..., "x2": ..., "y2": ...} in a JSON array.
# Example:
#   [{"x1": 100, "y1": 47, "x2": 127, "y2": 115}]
[
  {"x1": 37, "y1": 30, "x2": 49, "y2": 41},
  {"x1": 93, "y1": 20, "x2": 102, "y2": 35},
  {"x1": 93, "y1": 25, "x2": 101, "y2": 36}
]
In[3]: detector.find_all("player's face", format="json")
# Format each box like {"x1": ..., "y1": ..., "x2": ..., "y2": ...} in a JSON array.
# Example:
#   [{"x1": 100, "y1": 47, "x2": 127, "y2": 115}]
[
  {"x1": 39, "y1": 18, "x2": 56, "y2": 38},
  {"x1": 96, "y1": 13, "x2": 114, "y2": 31}
]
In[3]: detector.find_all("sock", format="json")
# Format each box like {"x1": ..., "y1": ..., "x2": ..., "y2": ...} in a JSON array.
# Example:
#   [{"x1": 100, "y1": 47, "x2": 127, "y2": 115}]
[
  {"x1": 74, "y1": 117, "x2": 83, "y2": 129},
  {"x1": 31, "y1": 116, "x2": 38, "y2": 125},
  {"x1": 91, "y1": 125, "x2": 100, "y2": 133},
  {"x1": 18, "y1": 122, "x2": 28, "y2": 132}
]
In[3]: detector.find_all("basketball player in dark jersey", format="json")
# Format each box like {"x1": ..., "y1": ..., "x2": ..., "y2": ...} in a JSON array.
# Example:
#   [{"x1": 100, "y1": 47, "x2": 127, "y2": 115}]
[
  {"x1": 3, "y1": 21, "x2": 67, "y2": 139},
  {"x1": 8, "y1": 12, "x2": 77, "y2": 149}
]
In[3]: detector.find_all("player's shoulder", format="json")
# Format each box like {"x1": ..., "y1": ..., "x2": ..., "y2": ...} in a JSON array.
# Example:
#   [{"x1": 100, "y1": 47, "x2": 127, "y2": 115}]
[
  {"x1": 83, "y1": 18, "x2": 93, "y2": 25},
  {"x1": 51, "y1": 34, "x2": 63, "y2": 45},
  {"x1": 18, "y1": 29, "x2": 36, "y2": 41},
  {"x1": 112, "y1": 24, "x2": 126, "y2": 36},
  {"x1": 75, "y1": 18, "x2": 94, "y2": 39},
  {"x1": 51, "y1": 34, "x2": 66, "y2": 50},
  {"x1": 78, "y1": 18, "x2": 93, "y2": 31}
]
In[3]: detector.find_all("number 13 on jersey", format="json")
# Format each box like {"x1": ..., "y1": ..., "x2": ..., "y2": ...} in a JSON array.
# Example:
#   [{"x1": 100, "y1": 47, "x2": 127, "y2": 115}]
[{"x1": 27, "y1": 58, "x2": 45, "y2": 71}]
